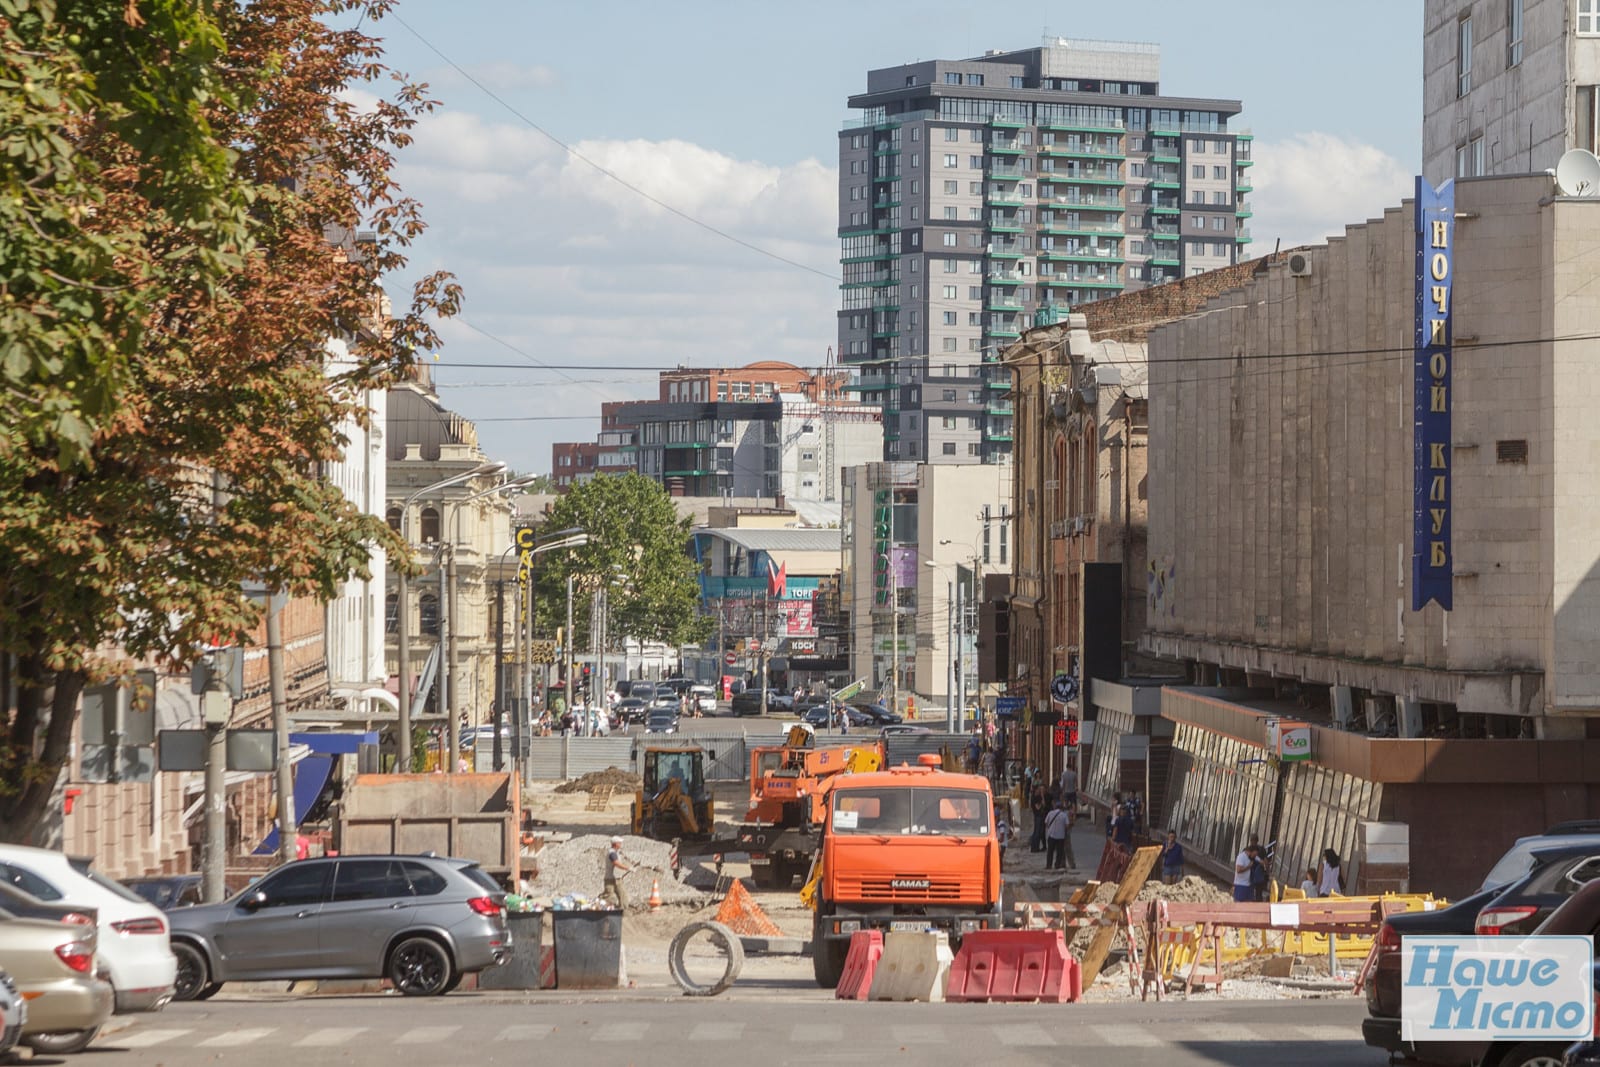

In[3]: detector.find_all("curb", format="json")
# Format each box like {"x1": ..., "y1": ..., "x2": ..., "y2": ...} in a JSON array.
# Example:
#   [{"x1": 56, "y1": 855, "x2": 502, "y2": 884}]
[{"x1": 738, "y1": 936, "x2": 808, "y2": 956}]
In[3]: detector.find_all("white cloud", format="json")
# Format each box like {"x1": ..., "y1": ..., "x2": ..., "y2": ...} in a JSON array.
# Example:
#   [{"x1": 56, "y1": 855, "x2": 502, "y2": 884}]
[
  {"x1": 389, "y1": 110, "x2": 839, "y2": 473},
  {"x1": 1247, "y1": 132, "x2": 1414, "y2": 251}
]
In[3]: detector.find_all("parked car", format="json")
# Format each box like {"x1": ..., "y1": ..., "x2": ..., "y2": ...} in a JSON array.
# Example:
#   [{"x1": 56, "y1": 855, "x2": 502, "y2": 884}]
[
  {"x1": 849, "y1": 703, "x2": 904, "y2": 726},
  {"x1": 690, "y1": 686, "x2": 718, "y2": 716},
  {"x1": 0, "y1": 909, "x2": 114, "y2": 1055},
  {"x1": 1364, "y1": 837, "x2": 1600, "y2": 1065},
  {"x1": 0, "y1": 880, "x2": 98, "y2": 927},
  {"x1": 167, "y1": 855, "x2": 510, "y2": 1000},
  {"x1": 0, "y1": 845, "x2": 175, "y2": 1014},
  {"x1": 880, "y1": 725, "x2": 935, "y2": 737},
  {"x1": 645, "y1": 708, "x2": 680, "y2": 735},
  {"x1": 0, "y1": 966, "x2": 23, "y2": 1059},
  {"x1": 730, "y1": 689, "x2": 789, "y2": 716},
  {"x1": 120, "y1": 875, "x2": 202, "y2": 913},
  {"x1": 801, "y1": 704, "x2": 833, "y2": 727}
]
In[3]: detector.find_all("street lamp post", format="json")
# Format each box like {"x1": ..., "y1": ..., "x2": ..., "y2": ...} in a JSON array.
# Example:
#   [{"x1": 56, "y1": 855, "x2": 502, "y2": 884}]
[
  {"x1": 397, "y1": 461, "x2": 504, "y2": 774},
  {"x1": 490, "y1": 529, "x2": 586, "y2": 770}
]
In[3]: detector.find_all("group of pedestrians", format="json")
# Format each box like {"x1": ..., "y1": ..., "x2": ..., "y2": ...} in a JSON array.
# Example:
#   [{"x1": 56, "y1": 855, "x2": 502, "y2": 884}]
[
  {"x1": 1025, "y1": 766, "x2": 1081, "y2": 871},
  {"x1": 1232, "y1": 838, "x2": 1345, "y2": 901}
]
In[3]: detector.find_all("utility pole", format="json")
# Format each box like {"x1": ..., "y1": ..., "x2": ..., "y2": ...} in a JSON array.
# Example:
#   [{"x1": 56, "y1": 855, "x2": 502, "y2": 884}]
[
  {"x1": 564, "y1": 573, "x2": 575, "y2": 721},
  {"x1": 522, "y1": 572, "x2": 535, "y2": 759},
  {"x1": 492, "y1": 577, "x2": 506, "y2": 772},
  {"x1": 955, "y1": 578, "x2": 966, "y2": 730},
  {"x1": 444, "y1": 537, "x2": 458, "y2": 775},
  {"x1": 266, "y1": 591, "x2": 295, "y2": 863},
  {"x1": 200, "y1": 657, "x2": 231, "y2": 903},
  {"x1": 397, "y1": 535, "x2": 412, "y2": 774},
  {"x1": 759, "y1": 591, "x2": 769, "y2": 718},
  {"x1": 889, "y1": 551, "x2": 899, "y2": 719},
  {"x1": 946, "y1": 579, "x2": 957, "y2": 733}
]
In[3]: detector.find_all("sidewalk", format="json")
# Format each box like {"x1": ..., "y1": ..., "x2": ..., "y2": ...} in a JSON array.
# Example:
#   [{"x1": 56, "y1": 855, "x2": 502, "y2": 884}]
[{"x1": 1000, "y1": 812, "x2": 1109, "y2": 899}]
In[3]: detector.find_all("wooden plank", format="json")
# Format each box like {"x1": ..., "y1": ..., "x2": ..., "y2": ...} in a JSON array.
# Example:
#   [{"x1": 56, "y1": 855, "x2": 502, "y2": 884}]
[{"x1": 1080, "y1": 845, "x2": 1161, "y2": 988}]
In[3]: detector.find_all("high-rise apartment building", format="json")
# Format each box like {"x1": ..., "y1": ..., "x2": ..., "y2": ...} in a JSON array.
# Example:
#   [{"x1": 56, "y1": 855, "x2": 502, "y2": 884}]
[
  {"x1": 839, "y1": 38, "x2": 1248, "y2": 464},
  {"x1": 1423, "y1": 0, "x2": 1600, "y2": 185}
]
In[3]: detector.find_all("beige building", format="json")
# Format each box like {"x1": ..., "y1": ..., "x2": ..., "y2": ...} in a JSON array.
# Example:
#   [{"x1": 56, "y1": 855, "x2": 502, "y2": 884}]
[
  {"x1": 386, "y1": 373, "x2": 518, "y2": 751},
  {"x1": 842, "y1": 462, "x2": 1011, "y2": 722},
  {"x1": 1141, "y1": 175, "x2": 1600, "y2": 893}
]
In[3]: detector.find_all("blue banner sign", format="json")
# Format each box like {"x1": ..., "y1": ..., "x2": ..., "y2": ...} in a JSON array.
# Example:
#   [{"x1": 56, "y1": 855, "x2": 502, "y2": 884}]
[
  {"x1": 1413, "y1": 177, "x2": 1454, "y2": 611},
  {"x1": 996, "y1": 696, "x2": 1025, "y2": 719}
]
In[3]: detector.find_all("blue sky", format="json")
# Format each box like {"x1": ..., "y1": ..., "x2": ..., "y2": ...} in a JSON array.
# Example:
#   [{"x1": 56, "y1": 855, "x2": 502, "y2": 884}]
[{"x1": 372, "y1": 1, "x2": 1423, "y2": 473}]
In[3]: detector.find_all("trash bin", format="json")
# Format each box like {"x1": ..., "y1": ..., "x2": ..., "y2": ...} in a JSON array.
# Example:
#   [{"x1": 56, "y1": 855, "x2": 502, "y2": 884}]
[
  {"x1": 476, "y1": 910, "x2": 546, "y2": 991},
  {"x1": 549, "y1": 909, "x2": 623, "y2": 989}
]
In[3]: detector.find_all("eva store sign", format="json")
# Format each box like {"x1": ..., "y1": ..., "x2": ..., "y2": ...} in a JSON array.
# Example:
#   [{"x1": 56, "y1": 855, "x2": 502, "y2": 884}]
[
  {"x1": 1265, "y1": 719, "x2": 1312, "y2": 762},
  {"x1": 1402, "y1": 936, "x2": 1593, "y2": 1042}
]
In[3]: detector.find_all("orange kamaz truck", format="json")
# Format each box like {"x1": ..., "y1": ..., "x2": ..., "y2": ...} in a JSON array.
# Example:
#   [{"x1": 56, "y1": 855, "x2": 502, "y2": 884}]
[{"x1": 802, "y1": 754, "x2": 1003, "y2": 987}]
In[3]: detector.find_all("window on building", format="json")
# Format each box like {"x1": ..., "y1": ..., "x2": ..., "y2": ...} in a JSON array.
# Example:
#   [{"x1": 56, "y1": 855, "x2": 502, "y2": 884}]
[
  {"x1": 385, "y1": 507, "x2": 402, "y2": 532},
  {"x1": 1212, "y1": 217, "x2": 1227, "y2": 231},
  {"x1": 970, "y1": 155, "x2": 984, "y2": 169},
  {"x1": 1191, "y1": 215, "x2": 1204, "y2": 228},
  {"x1": 1191, "y1": 164, "x2": 1205, "y2": 178},
  {"x1": 944, "y1": 180, "x2": 959, "y2": 194},
  {"x1": 944, "y1": 206, "x2": 958, "y2": 220},
  {"x1": 969, "y1": 389, "x2": 984, "y2": 403},
  {"x1": 1212, "y1": 166, "x2": 1227, "y2": 180},
  {"x1": 942, "y1": 389, "x2": 957, "y2": 401},
  {"x1": 969, "y1": 285, "x2": 983, "y2": 299},
  {"x1": 942, "y1": 442, "x2": 957, "y2": 455},
  {"x1": 944, "y1": 127, "x2": 959, "y2": 142},
  {"x1": 1009, "y1": 75, "x2": 1025, "y2": 89},
  {"x1": 1458, "y1": 15, "x2": 1473, "y2": 97},
  {"x1": 943, "y1": 285, "x2": 958, "y2": 299},
  {"x1": 966, "y1": 73, "x2": 984, "y2": 86},
  {"x1": 1581, "y1": 0, "x2": 1600, "y2": 34},
  {"x1": 1190, "y1": 190, "x2": 1206, "y2": 205},
  {"x1": 419, "y1": 507, "x2": 440, "y2": 544},
  {"x1": 944, "y1": 258, "x2": 957, "y2": 273},
  {"x1": 1579, "y1": 86, "x2": 1600, "y2": 152},
  {"x1": 910, "y1": 154, "x2": 920, "y2": 169},
  {"x1": 970, "y1": 181, "x2": 983, "y2": 195},
  {"x1": 942, "y1": 337, "x2": 958, "y2": 351},
  {"x1": 419, "y1": 593, "x2": 439, "y2": 636},
  {"x1": 944, "y1": 72, "x2": 962, "y2": 85},
  {"x1": 1212, "y1": 191, "x2": 1228, "y2": 205},
  {"x1": 943, "y1": 311, "x2": 957, "y2": 325},
  {"x1": 944, "y1": 154, "x2": 958, "y2": 168}
]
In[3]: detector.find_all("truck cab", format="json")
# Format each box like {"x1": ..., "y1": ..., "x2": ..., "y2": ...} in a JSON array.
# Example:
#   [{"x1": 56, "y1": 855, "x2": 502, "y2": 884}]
[{"x1": 805, "y1": 756, "x2": 1002, "y2": 987}]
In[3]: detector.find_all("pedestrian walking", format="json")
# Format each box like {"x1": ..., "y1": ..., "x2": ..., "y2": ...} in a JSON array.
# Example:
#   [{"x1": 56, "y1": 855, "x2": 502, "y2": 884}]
[
  {"x1": 1159, "y1": 829, "x2": 1185, "y2": 885},
  {"x1": 1028, "y1": 784, "x2": 1049, "y2": 853},
  {"x1": 1232, "y1": 843, "x2": 1259, "y2": 903},
  {"x1": 1043, "y1": 799, "x2": 1073, "y2": 871},
  {"x1": 1318, "y1": 848, "x2": 1345, "y2": 896},
  {"x1": 1058, "y1": 765, "x2": 1078, "y2": 810},
  {"x1": 602, "y1": 835, "x2": 633, "y2": 910},
  {"x1": 1110, "y1": 804, "x2": 1135, "y2": 850}
]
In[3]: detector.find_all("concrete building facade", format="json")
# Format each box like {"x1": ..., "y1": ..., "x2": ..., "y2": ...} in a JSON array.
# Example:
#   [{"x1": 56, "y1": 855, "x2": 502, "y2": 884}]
[
  {"x1": 1423, "y1": 0, "x2": 1600, "y2": 184},
  {"x1": 841, "y1": 462, "x2": 1011, "y2": 719},
  {"x1": 1139, "y1": 176, "x2": 1600, "y2": 893},
  {"x1": 840, "y1": 37, "x2": 1249, "y2": 465}
]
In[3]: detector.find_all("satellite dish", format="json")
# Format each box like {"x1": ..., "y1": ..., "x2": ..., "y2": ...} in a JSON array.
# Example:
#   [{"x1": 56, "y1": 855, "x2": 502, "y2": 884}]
[{"x1": 1554, "y1": 149, "x2": 1600, "y2": 197}]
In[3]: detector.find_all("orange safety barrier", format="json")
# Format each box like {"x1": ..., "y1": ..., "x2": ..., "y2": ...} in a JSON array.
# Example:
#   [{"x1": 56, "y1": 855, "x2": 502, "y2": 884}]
[
  {"x1": 715, "y1": 879, "x2": 784, "y2": 937},
  {"x1": 945, "y1": 930, "x2": 1081, "y2": 1004},
  {"x1": 835, "y1": 930, "x2": 885, "y2": 1001}
]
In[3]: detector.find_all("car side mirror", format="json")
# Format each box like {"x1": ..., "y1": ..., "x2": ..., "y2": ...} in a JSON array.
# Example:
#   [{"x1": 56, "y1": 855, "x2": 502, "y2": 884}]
[{"x1": 240, "y1": 890, "x2": 268, "y2": 913}]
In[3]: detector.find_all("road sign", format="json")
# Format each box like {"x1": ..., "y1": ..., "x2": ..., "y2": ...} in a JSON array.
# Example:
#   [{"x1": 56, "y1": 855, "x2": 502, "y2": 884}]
[
  {"x1": 832, "y1": 678, "x2": 866, "y2": 703},
  {"x1": 724, "y1": 652, "x2": 737, "y2": 666},
  {"x1": 748, "y1": 638, "x2": 762, "y2": 652},
  {"x1": 1051, "y1": 673, "x2": 1080, "y2": 704},
  {"x1": 996, "y1": 696, "x2": 1025, "y2": 719}
]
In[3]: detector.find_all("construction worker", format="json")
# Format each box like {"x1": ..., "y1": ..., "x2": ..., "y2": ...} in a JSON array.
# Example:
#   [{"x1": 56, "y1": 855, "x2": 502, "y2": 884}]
[{"x1": 602, "y1": 835, "x2": 633, "y2": 910}]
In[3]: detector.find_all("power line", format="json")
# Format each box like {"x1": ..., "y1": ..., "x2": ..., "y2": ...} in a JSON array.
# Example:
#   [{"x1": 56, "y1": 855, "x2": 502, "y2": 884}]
[{"x1": 389, "y1": 13, "x2": 838, "y2": 283}]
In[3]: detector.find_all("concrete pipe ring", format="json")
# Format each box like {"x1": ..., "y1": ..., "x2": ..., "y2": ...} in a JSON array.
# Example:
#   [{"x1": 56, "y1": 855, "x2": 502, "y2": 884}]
[{"x1": 668, "y1": 920, "x2": 745, "y2": 997}]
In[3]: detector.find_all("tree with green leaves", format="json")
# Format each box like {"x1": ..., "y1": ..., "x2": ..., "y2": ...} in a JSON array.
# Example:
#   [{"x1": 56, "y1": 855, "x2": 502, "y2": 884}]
[
  {"x1": 0, "y1": 0, "x2": 459, "y2": 842},
  {"x1": 534, "y1": 474, "x2": 709, "y2": 653}
]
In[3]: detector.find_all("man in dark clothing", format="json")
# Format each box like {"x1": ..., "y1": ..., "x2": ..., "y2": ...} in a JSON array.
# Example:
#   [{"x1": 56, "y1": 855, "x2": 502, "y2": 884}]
[
  {"x1": 1110, "y1": 805, "x2": 1135, "y2": 849},
  {"x1": 1028, "y1": 785, "x2": 1049, "y2": 853}
]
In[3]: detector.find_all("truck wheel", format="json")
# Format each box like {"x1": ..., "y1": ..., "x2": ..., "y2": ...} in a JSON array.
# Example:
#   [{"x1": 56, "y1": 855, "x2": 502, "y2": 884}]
[
  {"x1": 811, "y1": 909, "x2": 847, "y2": 989},
  {"x1": 750, "y1": 863, "x2": 778, "y2": 890}
]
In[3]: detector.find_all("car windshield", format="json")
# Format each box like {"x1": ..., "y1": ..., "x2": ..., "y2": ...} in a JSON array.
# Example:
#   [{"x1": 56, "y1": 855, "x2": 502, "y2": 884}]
[
  {"x1": 1481, "y1": 835, "x2": 1597, "y2": 892},
  {"x1": 830, "y1": 787, "x2": 990, "y2": 837}
]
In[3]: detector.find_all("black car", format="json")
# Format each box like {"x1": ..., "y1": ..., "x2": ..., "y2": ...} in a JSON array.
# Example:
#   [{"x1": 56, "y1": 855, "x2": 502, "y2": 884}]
[
  {"x1": 615, "y1": 698, "x2": 648, "y2": 726},
  {"x1": 644, "y1": 709, "x2": 680, "y2": 735},
  {"x1": 730, "y1": 689, "x2": 786, "y2": 716},
  {"x1": 120, "y1": 874, "x2": 202, "y2": 912},
  {"x1": 849, "y1": 702, "x2": 903, "y2": 726},
  {"x1": 629, "y1": 683, "x2": 657, "y2": 704},
  {"x1": 1364, "y1": 839, "x2": 1600, "y2": 1065}
]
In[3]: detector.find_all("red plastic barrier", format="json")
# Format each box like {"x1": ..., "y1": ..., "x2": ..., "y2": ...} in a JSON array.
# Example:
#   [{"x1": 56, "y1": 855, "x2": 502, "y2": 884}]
[
  {"x1": 946, "y1": 930, "x2": 1081, "y2": 1003},
  {"x1": 834, "y1": 930, "x2": 885, "y2": 1001}
]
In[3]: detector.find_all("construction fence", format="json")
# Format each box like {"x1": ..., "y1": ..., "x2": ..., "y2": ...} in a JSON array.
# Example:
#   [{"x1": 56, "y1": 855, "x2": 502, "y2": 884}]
[{"x1": 480, "y1": 731, "x2": 970, "y2": 783}]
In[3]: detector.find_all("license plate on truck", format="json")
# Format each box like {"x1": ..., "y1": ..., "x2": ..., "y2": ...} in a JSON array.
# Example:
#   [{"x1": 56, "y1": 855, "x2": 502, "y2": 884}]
[{"x1": 890, "y1": 921, "x2": 931, "y2": 932}]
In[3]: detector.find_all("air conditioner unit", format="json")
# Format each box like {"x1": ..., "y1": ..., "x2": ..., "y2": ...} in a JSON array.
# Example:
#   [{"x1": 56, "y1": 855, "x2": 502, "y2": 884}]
[{"x1": 1288, "y1": 252, "x2": 1313, "y2": 277}]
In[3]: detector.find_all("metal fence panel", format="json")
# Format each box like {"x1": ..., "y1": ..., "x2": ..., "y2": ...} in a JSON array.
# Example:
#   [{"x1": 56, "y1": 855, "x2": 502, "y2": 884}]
[
  {"x1": 884, "y1": 732, "x2": 965, "y2": 769},
  {"x1": 567, "y1": 738, "x2": 636, "y2": 778},
  {"x1": 517, "y1": 737, "x2": 566, "y2": 779}
]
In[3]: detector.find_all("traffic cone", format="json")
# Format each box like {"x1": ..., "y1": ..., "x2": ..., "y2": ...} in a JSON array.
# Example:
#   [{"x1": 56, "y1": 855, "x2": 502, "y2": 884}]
[{"x1": 648, "y1": 878, "x2": 662, "y2": 910}]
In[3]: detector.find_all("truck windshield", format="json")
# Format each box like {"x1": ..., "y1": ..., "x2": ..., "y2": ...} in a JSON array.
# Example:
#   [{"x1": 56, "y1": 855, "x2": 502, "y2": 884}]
[{"x1": 829, "y1": 787, "x2": 990, "y2": 836}]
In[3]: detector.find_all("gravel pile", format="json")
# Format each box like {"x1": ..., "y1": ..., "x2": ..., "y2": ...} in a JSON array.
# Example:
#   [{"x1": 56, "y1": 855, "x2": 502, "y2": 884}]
[
  {"x1": 525, "y1": 833, "x2": 706, "y2": 908},
  {"x1": 553, "y1": 767, "x2": 642, "y2": 795},
  {"x1": 1136, "y1": 875, "x2": 1234, "y2": 904}
]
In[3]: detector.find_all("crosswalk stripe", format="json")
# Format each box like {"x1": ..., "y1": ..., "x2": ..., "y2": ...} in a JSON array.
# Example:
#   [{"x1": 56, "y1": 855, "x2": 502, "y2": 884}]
[
  {"x1": 688, "y1": 1022, "x2": 744, "y2": 1041},
  {"x1": 1086, "y1": 1025, "x2": 1161, "y2": 1048},
  {"x1": 198, "y1": 1028, "x2": 276, "y2": 1048},
  {"x1": 1186, "y1": 1024, "x2": 1259, "y2": 1044},
  {"x1": 112, "y1": 1029, "x2": 192, "y2": 1049},
  {"x1": 496, "y1": 1024, "x2": 555, "y2": 1041},
  {"x1": 890, "y1": 1025, "x2": 944, "y2": 1045},
  {"x1": 995, "y1": 1023, "x2": 1056, "y2": 1047},
  {"x1": 593, "y1": 1021, "x2": 649, "y2": 1042},
  {"x1": 294, "y1": 1027, "x2": 365, "y2": 1047},
  {"x1": 1296, "y1": 1025, "x2": 1356, "y2": 1042},
  {"x1": 792, "y1": 1023, "x2": 843, "y2": 1043},
  {"x1": 396, "y1": 1026, "x2": 458, "y2": 1044}
]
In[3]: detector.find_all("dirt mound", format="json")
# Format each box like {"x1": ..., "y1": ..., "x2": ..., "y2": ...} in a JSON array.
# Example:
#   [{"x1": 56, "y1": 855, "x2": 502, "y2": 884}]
[
  {"x1": 1137, "y1": 875, "x2": 1233, "y2": 904},
  {"x1": 554, "y1": 767, "x2": 642, "y2": 795},
  {"x1": 524, "y1": 833, "x2": 706, "y2": 909}
]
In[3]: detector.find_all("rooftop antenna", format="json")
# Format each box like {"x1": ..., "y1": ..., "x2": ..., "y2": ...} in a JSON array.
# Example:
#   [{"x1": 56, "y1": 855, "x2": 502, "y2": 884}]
[{"x1": 1554, "y1": 149, "x2": 1600, "y2": 197}]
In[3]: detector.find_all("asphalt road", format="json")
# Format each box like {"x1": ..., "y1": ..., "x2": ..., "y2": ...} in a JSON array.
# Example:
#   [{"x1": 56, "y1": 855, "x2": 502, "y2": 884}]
[{"x1": 89, "y1": 994, "x2": 1382, "y2": 1067}]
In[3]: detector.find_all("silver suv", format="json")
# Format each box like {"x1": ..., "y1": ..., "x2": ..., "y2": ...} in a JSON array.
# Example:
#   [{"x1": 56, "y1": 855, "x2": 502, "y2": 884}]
[{"x1": 167, "y1": 855, "x2": 509, "y2": 999}]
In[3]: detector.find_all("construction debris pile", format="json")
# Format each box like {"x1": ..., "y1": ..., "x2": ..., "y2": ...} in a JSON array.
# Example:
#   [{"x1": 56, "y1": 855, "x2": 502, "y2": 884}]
[
  {"x1": 523, "y1": 833, "x2": 707, "y2": 909},
  {"x1": 1136, "y1": 875, "x2": 1235, "y2": 905},
  {"x1": 553, "y1": 767, "x2": 642, "y2": 795}
]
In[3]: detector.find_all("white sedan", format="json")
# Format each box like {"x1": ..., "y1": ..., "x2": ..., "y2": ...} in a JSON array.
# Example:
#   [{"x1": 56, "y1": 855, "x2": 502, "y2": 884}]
[
  {"x1": 690, "y1": 686, "x2": 717, "y2": 715},
  {"x1": 0, "y1": 845, "x2": 176, "y2": 1014}
]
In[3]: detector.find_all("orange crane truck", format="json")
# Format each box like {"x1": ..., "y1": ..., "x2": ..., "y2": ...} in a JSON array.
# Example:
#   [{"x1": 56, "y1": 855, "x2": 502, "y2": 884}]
[
  {"x1": 801, "y1": 754, "x2": 1003, "y2": 987},
  {"x1": 739, "y1": 726, "x2": 883, "y2": 889}
]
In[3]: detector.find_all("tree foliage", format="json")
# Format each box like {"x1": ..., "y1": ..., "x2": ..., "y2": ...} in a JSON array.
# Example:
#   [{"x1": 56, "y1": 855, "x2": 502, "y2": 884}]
[
  {"x1": 533, "y1": 474, "x2": 709, "y2": 651},
  {"x1": 0, "y1": 0, "x2": 461, "y2": 841}
]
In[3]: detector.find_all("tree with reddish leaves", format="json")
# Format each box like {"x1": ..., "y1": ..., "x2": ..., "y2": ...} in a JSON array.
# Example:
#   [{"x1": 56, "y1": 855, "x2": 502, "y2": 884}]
[{"x1": 0, "y1": 0, "x2": 460, "y2": 842}]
